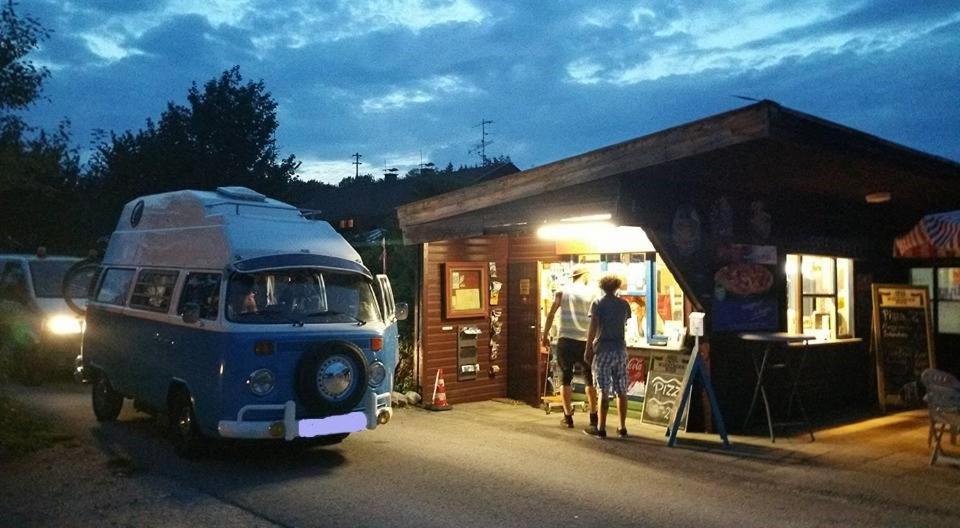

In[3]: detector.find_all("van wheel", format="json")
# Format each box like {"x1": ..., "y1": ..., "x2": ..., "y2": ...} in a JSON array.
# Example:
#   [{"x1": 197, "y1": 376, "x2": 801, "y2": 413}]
[
  {"x1": 170, "y1": 391, "x2": 208, "y2": 458},
  {"x1": 92, "y1": 375, "x2": 123, "y2": 421}
]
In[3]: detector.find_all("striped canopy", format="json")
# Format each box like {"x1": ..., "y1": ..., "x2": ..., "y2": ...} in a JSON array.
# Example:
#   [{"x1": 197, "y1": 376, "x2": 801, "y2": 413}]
[{"x1": 895, "y1": 210, "x2": 960, "y2": 258}]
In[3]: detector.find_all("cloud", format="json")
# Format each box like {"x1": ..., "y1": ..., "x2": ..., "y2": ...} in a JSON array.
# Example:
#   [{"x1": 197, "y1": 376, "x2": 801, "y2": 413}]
[
  {"x1": 565, "y1": 1, "x2": 960, "y2": 85},
  {"x1": 361, "y1": 75, "x2": 480, "y2": 112}
]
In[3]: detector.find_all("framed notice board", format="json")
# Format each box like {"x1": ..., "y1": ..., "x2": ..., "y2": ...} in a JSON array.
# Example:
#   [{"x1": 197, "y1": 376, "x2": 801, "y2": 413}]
[
  {"x1": 871, "y1": 284, "x2": 935, "y2": 411},
  {"x1": 444, "y1": 262, "x2": 489, "y2": 319}
]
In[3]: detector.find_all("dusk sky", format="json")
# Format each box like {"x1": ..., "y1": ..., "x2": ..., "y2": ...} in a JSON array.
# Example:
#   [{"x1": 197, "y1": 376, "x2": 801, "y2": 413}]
[{"x1": 21, "y1": 0, "x2": 960, "y2": 184}]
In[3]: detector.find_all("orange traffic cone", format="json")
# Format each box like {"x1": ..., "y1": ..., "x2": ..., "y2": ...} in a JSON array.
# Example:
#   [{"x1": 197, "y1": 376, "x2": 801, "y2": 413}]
[{"x1": 426, "y1": 368, "x2": 452, "y2": 411}]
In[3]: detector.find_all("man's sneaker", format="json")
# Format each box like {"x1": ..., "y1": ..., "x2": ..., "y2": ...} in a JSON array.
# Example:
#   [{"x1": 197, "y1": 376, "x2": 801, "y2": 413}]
[
  {"x1": 561, "y1": 414, "x2": 574, "y2": 428},
  {"x1": 617, "y1": 428, "x2": 628, "y2": 439},
  {"x1": 583, "y1": 425, "x2": 606, "y2": 439}
]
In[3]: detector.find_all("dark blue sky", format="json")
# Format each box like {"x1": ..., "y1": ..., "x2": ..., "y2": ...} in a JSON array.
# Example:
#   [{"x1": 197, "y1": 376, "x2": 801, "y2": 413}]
[{"x1": 21, "y1": 0, "x2": 960, "y2": 183}]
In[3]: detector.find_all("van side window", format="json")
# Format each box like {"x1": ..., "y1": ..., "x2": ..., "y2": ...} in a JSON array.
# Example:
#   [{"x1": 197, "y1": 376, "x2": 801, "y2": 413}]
[
  {"x1": 130, "y1": 270, "x2": 179, "y2": 312},
  {"x1": 177, "y1": 273, "x2": 221, "y2": 321},
  {"x1": 95, "y1": 268, "x2": 136, "y2": 306}
]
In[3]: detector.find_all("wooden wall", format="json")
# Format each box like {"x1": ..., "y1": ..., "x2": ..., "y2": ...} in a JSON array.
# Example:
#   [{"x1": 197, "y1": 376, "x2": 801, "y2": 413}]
[{"x1": 422, "y1": 236, "x2": 509, "y2": 403}]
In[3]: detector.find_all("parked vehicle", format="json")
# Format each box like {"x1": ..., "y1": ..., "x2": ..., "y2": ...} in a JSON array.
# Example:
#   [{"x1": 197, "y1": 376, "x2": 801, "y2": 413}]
[
  {"x1": 0, "y1": 252, "x2": 91, "y2": 384},
  {"x1": 75, "y1": 187, "x2": 406, "y2": 456}
]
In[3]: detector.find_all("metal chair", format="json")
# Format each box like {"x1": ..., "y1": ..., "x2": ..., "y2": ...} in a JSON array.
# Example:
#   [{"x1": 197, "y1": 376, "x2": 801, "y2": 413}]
[{"x1": 920, "y1": 368, "x2": 960, "y2": 466}]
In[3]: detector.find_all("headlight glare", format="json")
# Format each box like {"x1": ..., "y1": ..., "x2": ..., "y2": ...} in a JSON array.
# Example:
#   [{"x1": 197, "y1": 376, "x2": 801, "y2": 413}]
[
  {"x1": 47, "y1": 314, "x2": 83, "y2": 335},
  {"x1": 247, "y1": 368, "x2": 276, "y2": 396},
  {"x1": 367, "y1": 361, "x2": 387, "y2": 387}
]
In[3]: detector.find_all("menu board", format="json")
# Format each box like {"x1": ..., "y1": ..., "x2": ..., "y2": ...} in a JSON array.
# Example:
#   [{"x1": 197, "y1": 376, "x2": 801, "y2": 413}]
[
  {"x1": 641, "y1": 353, "x2": 690, "y2": 428},
  {"x1": 871, "y1": 284, "x2": 935, "y2": 410}
]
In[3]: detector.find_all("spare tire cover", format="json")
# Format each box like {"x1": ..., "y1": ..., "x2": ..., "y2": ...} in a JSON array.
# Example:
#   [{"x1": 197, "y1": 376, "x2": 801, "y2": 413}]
[{"x1": 297, "y1": 341, "x2": 368, "y2": 415}]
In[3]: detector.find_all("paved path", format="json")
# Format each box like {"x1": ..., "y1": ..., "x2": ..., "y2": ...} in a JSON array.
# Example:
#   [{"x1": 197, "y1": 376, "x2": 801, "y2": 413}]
[{"x1": 2, "y1": 382, "x2": 959, "y2": 527}]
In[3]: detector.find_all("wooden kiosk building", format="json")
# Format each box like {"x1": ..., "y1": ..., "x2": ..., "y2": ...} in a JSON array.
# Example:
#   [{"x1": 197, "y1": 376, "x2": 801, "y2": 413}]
[{"x1": 397, "y1": 101, "x2": 960, "y2": 430}]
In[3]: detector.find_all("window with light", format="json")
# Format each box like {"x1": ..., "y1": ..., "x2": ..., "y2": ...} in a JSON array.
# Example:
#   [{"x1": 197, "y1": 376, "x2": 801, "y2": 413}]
[{"x1": 786, "y1": 255, "x2": 854, "y2": 341}]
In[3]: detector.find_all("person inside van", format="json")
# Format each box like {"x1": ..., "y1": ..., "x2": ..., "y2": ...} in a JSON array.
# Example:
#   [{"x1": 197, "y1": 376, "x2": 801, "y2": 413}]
[{"x1": 228, "y1": 275, "x2": 259, "y2": 317}]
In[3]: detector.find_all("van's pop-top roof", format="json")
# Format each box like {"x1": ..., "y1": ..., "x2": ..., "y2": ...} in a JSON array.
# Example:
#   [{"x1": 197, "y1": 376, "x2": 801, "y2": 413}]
[{"x1": 103, "y1": 187, "x2": 369, "y2": 277}]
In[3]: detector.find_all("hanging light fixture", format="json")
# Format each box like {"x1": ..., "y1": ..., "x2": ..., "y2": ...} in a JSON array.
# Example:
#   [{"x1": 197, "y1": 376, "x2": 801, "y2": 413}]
[{"x1": 865, "y1": 192, "x2": 892, "y2": 204}]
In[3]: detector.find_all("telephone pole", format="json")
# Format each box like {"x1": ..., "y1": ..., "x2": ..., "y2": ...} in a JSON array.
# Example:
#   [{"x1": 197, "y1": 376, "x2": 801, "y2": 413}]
[{"x1": 351, "y1": 152, "x2": 363, "y2": 178}]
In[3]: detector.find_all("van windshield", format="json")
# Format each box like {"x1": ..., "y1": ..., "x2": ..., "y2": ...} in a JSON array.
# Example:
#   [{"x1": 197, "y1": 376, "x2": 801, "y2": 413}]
[
  {"x1": 29, "y1": 260, "x2": 88, "y2": 299},
  {"x1": 226, "y1": 268, "x2": 381, "y2": 325}
]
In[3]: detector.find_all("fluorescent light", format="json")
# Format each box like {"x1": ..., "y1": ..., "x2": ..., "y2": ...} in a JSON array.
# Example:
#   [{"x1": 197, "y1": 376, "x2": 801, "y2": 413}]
[
  {"x1": 559, "y1": 213, "x2": 612, "y2": 223},
  {"x1": 537, "y1": 221, "x2": 615, "y2": 240},
  {"x1": 865, "y1": 192, "x2": 891, "y2": 204}
]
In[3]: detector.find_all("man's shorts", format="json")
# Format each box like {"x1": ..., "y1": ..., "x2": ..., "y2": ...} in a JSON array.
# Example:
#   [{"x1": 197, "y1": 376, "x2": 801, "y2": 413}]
[
  {"x1": 592, "y1": 342, "x2": 627, "y2": 395},
  {"x1": 556, "y1": 337, "x2": 593, "y2": 386}
]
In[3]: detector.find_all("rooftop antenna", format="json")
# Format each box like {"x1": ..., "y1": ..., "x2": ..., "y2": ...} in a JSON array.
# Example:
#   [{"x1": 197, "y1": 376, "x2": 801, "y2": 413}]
[
  {"x1": 351, "y1": 152, "x2": 363, "y2": 178},
  {"x1": 469, "y1": 119, "x2": 494, "y2": 165},
  {"x1": 731, "y1": 95, "x2": 760, "y2": 102}
]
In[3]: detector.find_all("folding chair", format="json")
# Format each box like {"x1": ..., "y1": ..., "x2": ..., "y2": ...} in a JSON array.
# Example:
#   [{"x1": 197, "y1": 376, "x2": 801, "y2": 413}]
[{"x1": 920, "y1": 368, "x2": 960, "y2": 467}]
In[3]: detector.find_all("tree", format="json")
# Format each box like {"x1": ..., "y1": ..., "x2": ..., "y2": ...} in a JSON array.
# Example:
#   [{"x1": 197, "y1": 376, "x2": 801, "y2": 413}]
[
  {"x1": 0, "y1": 1, "x2": 48, "y2": 115},
  {"x1": 86, "y1": 66, "x2": 300, "y2": 237},
  {"x1": 0, "y1": 1, "x2": 83, "y2": 253}
]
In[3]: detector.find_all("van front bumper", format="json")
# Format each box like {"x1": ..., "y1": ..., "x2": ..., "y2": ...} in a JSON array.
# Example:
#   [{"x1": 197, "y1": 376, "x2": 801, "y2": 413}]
[{"x1": 217, "y1": 390, "x2": 392, "y2": 440}]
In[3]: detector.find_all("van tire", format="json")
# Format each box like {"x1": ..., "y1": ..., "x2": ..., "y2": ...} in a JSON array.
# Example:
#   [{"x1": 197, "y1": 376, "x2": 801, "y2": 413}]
[
  {"x1": 92, "y1": 375, "x2": 123, "y2": 421},
  {"x1": 169, "y1": 390, "x2": 209, "y2": 458},
  {"x1": 297, "y1": 342, "x2": 368, "y2": 415}
]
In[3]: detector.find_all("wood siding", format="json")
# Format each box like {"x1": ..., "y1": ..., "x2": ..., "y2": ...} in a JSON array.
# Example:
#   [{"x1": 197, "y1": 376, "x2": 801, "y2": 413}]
[{"x1": 422, "y1": 236, "x2": 509, "y2": 403}]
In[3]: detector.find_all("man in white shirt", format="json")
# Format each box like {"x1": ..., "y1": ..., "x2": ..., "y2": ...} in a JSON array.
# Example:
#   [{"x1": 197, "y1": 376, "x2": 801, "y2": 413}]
[{"x1": 542, "y1": 265, "x2": 599, "y2": 429}]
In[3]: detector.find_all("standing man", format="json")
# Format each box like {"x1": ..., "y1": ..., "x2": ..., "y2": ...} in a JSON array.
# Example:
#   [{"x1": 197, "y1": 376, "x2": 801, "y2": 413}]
[
  {"x1": 584, "y1": 274, "x2": 631, "y2": 439},
  {"x1": 542, "y1": 265, "x2": 598, "y2": 429}
]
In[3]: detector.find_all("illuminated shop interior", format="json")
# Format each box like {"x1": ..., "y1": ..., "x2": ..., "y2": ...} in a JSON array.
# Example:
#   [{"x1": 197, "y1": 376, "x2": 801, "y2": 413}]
[{"x1": 536, "y1": 218, "x2": 686, "y2": 349}]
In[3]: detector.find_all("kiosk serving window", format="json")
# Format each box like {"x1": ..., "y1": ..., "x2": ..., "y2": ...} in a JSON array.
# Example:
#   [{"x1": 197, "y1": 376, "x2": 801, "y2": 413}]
[
  {"x1": 541, "y1": 253, "x2": 685, "y2": 348},
  {"x1": 786, "y1": 254, "x2": 854, "y2": 340}
]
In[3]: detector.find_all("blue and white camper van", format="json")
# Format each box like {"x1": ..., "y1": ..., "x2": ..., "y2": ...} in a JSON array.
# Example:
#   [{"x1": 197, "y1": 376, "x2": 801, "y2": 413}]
[{"x1": 76, "y1": 187, "x2": 405, "y2": 455}]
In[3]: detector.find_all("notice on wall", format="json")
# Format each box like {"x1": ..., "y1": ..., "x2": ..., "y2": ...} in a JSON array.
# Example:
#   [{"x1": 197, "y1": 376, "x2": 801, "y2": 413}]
[
  {"x1": 871, "y1": 284, "x2": 935, "y2": 411},
  {"x1": 641, "y1": 353, "x2": 690, "y2": 428}
]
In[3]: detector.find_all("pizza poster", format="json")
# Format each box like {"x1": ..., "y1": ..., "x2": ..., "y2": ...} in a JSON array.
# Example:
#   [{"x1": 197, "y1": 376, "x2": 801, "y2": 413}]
[
  {"x1": 640, "y1": 353, "x2": 690, "y2": 428},
  {"x1": 712, "y1": 243, "x2": 778, "y2": 331}
]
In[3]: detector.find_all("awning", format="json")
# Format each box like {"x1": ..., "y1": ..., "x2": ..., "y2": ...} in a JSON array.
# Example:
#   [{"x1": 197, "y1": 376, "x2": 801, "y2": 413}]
[{"x1": 895, "y1": 211, "x2": 960, "y2": 258}]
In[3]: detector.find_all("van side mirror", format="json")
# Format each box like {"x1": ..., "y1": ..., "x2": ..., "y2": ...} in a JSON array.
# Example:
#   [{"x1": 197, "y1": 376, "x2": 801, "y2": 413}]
[
  {"x1": 182, "y1": 302, "x2": 201, "y2": 325},
  {"x1": 395, "y1": 302, "x2": 409, "y2": 321}
]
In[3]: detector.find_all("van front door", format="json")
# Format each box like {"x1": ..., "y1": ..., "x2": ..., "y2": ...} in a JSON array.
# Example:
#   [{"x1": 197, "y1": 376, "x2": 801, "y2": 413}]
[{"x1": 374, "y1": 274, "x2": 400, "y2": 374}]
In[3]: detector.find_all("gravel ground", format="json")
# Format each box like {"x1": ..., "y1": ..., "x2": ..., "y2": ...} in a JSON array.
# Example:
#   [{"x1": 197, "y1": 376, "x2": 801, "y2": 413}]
[{"x1": 0, "y1": 383, "x2": 279, "y2": 528}]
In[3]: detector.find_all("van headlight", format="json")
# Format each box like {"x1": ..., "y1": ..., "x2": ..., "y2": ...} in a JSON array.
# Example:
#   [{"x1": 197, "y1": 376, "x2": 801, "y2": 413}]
[
  {"x1": 247, "y1": 369, "x2": 276, "y2": 396},
  {"x1": 367, "y1": 361, "x2": 386, "y2": 387},
  {"x1": 47, "y1": 314, "x2": 83, "y2": 335}
]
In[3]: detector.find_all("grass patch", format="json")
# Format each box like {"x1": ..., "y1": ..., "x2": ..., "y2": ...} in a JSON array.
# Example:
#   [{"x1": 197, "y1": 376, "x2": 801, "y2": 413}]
[{"x1": 0, "y1": 394, "x2": 66, "y2": 462}]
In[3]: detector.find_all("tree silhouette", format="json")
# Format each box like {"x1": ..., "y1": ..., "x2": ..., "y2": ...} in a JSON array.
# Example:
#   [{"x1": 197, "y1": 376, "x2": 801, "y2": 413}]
[
  {"x1": 85, "y1": 66, "x2": 299, "y2": 237},
  {"x1": 0, "y1": 1, "x2": 82, "y2": 252}
]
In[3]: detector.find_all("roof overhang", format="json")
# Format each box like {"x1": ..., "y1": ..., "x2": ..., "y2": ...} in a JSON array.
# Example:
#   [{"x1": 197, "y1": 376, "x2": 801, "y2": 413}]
[{"x1": 397, "y1": 100, "x2": 960, "y2": 245}]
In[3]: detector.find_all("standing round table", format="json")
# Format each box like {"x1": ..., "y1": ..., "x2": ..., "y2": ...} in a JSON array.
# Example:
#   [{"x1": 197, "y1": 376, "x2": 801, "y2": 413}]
[{"x1": 740, "y1": 332, "x2": 816, "y2": 442}]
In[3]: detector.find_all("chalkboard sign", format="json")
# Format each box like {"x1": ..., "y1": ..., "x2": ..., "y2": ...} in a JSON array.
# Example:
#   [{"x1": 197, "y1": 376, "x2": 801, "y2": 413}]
[
  {"x1": 871, "y1": 284, "x2": 935, "y2": 411},
  {"x1": 641, "y1": 353, "x2": 690, "y2": 428}
]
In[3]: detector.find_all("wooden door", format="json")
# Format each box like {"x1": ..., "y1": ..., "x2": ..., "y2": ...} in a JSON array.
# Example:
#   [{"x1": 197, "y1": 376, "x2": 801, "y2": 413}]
[{"x1": 507, "y1": 262, "x2": 541, "y2": 404}]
